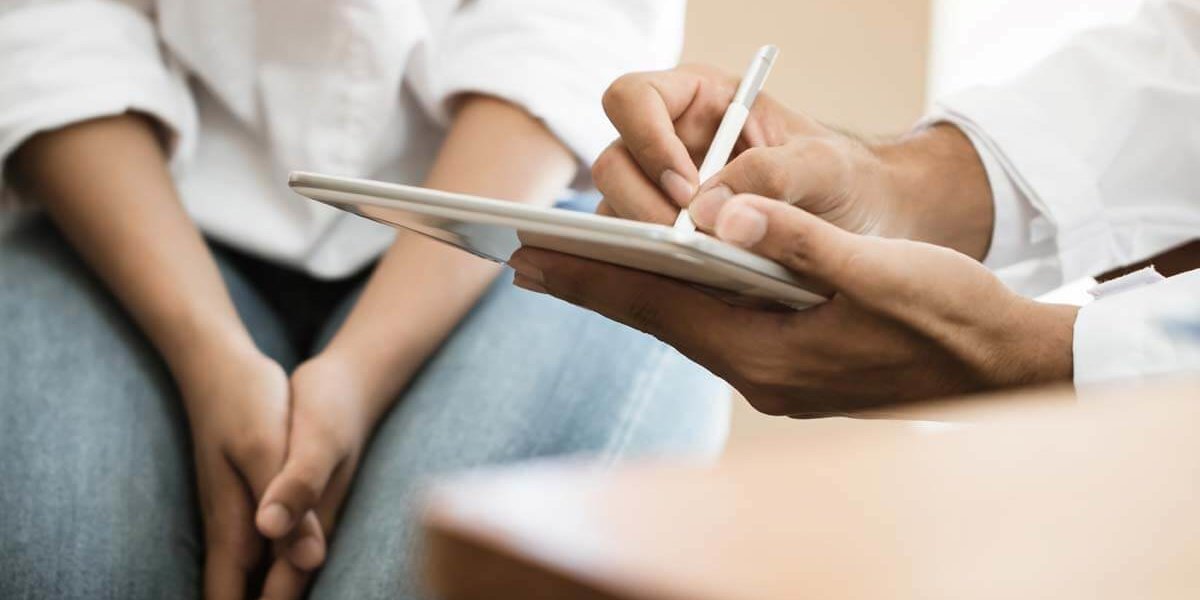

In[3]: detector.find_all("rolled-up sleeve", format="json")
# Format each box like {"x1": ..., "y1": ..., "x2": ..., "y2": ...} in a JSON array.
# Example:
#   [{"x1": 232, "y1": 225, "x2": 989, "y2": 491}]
[
  {"x1": 406, "y1": 0, "x2": 685, "y2": 181},
  {"x1": 0, "y1": 0, "x2": 196, "y2": 207},
  {"x1": 1074, "y1": 269, "x2": 1200, "y2": 385},
  {"x1": 922, "y1": 0, "x2": 1200, "y2": 298}
]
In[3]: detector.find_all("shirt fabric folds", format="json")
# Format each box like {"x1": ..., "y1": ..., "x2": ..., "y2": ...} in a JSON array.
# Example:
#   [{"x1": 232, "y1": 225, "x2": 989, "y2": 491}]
[
  {"x1": 926, "y1": 0, "x2": 1200, "y2": 384},
  {"x1": 0, "y1": 0, "x2": 684, "y2": 278}
]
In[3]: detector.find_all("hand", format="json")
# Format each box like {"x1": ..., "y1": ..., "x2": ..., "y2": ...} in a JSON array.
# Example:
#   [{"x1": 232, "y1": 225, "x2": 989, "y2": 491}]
[
  {"x1": 593, "y1": 65, "x2": 995, "y2": 260},
  {"x1": 509, "y1": 194, "x2": 1078, "y2": 416},
  {"x1": 254, "y1": 355, "x2": 374, "y2": 598},
  {"x1": 175, "y1": 343, "x2": 291, "y2": 599}
]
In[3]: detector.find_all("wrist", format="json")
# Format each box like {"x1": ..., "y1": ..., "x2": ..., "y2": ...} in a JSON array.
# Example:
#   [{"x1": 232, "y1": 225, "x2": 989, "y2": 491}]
[
  {"x1": 985, "y1": 299, "x2": 1078, "y2": 388},
  {"x1": 875, "y1": 124, "x2": 995, "y2": 260},
  {"x1": 303, "y1": 345, "x2": 413, "y2": 427},
  {"x1": 166, "y1": 324, "x2": 265, "y2": 393}
]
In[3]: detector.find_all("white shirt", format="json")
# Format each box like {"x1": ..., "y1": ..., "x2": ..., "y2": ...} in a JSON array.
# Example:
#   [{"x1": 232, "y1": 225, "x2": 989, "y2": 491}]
[
  {"x1": 0, "y1": 0, "x2": 684, "y2": 278},
  {"x1": 926, "y1": 0, "x2": 1200, "y2": 385}
]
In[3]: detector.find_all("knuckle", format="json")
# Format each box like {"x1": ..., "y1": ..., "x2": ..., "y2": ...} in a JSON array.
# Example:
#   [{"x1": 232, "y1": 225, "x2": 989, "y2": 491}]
[
  {"x1": 740, "y1": 149, "x2": 789, "y2": 198},
  {"x1": 288, "y1": 463, "x2": 328, "y2": 501},
  {"x1": 839, "y1": 246, "x2": 872, "y2": 279},
  {"x1": 625, "y1": 132, "x2": 662, "y2": 164},
  {"x1": 778, "y1": 226, "x2": 818, "y2": 272},
  {"x1": 679, "y1": 63, "x2": 738, "y2": 92},
  {"x1": 734, "y1": 354, "x2": 782, "y2": 390},
  {"x1": 745, "y1": 395, "x2": 794, "y2": 417},
  {"x1": 602, "y1": 73, "x2": 645, "y2": 113},
  {"x1": 590, "y1": 145, "x2": 623, "y2": 186},
  {"x1": 796, "y1": 137, "x2": 853, "y2": 175}
]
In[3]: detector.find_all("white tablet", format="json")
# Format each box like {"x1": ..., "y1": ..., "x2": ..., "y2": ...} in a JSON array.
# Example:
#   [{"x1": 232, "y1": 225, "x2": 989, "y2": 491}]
[{"x1": 288, "y1": 171, "x2": 829, "y2": 309}]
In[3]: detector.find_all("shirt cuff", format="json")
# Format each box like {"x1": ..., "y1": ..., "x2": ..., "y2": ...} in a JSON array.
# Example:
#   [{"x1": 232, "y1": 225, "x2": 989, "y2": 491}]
[
  {"x1": 955, "y1": 126, "x2": 1042, "y2": 270},
  {"x1": 926, "y1": 86, "x2": 1117, "y2": 288},
  {"x1": 1073, "y1": 269, "x2": 1200, "y2": 386},
  {"x1": 406, "y1": 3, "x2": 683, "y2": 191}
]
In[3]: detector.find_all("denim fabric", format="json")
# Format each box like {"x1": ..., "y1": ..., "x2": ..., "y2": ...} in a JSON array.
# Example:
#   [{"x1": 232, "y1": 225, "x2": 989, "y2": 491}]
[{"x1": 0, "y1": 216, "x2": 729, "y2": 599}]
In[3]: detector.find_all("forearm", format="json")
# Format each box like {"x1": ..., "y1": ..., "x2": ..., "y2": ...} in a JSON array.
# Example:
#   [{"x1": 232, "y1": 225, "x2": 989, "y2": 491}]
[
  {"x1": 318, "y1": 96, "x2": 576, "y2": 416},
  {"x1": 875, "y1": 124, "x2": 995, "y2": 261},
  {"x1": 9, "y1": 114, "x2": 257, "y2": 381}
]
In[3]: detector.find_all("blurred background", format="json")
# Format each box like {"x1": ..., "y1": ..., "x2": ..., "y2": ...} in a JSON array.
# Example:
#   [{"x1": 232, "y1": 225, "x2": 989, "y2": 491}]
[{"x1": 686, "y1": 0, "x2": 1141, "y2": 450}]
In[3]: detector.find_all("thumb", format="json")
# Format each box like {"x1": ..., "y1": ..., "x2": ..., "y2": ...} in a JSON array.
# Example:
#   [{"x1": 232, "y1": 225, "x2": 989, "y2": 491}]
[
  {"x1": 707, "y1": 194, "x2": 871, "y2": 291},
  {"x1": 256, "y1": 444, "x2": 340, "y2": 541},
  {"x1": 688, "y1": 142, "x2": 850, "y2": 230},
  {"x1": 714, "y1": 194, "x2": 998, "y2": 331}
]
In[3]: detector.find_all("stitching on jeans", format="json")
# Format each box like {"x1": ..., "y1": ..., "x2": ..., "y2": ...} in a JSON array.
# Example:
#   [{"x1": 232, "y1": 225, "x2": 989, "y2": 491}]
[{"x1": 600, "y1": 342, "x2": 671, "y2": 465}]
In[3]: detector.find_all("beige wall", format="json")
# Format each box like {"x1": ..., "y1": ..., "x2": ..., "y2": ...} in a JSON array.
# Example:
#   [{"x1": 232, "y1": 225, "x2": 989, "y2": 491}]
[
  {"x1": 683, "y1": 0, "x2": 932, "y2": 449},
  {"x1": 684, "y1": 0, "x2": 931, "y2": 135}
]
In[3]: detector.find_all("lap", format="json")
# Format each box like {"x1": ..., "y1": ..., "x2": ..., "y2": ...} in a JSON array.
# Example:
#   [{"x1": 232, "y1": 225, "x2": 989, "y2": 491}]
[
  {"x1": 311, "y1": 272, "x2": 729, "y2": 599},
  {"x1": 0, "y1": 215, "x2": 728, "y2": 598},
  {"x1": 0, "y1": 217, "x2": 294, "y2": 598}
]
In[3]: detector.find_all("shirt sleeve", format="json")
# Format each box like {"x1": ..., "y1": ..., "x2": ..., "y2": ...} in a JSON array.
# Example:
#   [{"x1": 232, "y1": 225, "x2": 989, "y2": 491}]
[
  {"x1": 406, "y1": 0, "x2": 686, "y2": 186},
  {"x1": 921, "y1": 0, "x2": 1200, "y2": 297},
  {"x1": 0, "y1": 0, "x2": 196, "y2": 209},
  {"x1": 1074, "y1": 269, "x2": 1200, "y2": 386}
]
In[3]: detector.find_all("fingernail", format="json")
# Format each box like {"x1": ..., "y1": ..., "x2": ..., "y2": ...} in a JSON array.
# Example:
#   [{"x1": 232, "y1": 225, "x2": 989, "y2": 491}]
[
  {"x1": 660, "y1": 170, "x2": 696, "y2": 207},
  {"x1": 688, "y1": 185, "x2": 733, "y2": 229},
  {"x1": 716, "y1": 202, "x2": 768, "y2": 248},
  {"x1": 513, "y1": 272, "x2": 548, "y2": 295},
  {"x1": 257, "y1": 503, "x2": 292, "y2": 537},
  {"x1": 289, "y1": 536, "x2": 326, "y2": 571}
]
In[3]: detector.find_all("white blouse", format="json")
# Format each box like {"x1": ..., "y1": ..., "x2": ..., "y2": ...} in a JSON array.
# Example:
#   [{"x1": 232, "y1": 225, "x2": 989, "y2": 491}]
[
  {"x1": 0, "y1": 0, "x2": 684, "y2": 277},
  {"x1": 927, "y1": 0, "x2": 1200, "y2": 385}
]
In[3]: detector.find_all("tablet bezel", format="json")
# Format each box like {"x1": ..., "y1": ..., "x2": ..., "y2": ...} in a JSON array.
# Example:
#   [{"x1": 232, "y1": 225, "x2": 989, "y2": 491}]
[{"x1": 288, "y1": 171, "x2": 828, "y2": 308}]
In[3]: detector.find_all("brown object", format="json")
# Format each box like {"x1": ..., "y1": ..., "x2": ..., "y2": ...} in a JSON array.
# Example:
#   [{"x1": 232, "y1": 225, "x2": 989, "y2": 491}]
[
  {"x1": 1098, "y1": 239, "x2": 1200, "y2": 282},
  {"x1": 423, "y1": 379, "x2": 1200, "y2": 600}
]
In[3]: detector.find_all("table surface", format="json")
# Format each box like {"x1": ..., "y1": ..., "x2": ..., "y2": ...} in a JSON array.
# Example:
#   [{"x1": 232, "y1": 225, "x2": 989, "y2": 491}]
[{"x1": 421, "y1": 379, "x2": 1200, "y2": 600}]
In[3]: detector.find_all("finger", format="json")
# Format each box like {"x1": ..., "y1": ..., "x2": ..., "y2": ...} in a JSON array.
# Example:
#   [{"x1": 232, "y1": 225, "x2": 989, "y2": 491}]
[
  {"x1": 256, "y1": 445, "x2": 342, "y2": 541},
  {"x1": 592, "y1": 143, "x2": 679, "y2": 224},
  {"x1": 282, "y1": 510, "x2": 327, "y2": 571},
  {"x1": 688, "y1": 142, "x2": 849, "y2": 231},
  {"x1": 261, "y1": 555, "x2": 313, "y2": 600},
  {"x1": 202, "y1": 457, "x2": 261, "y2": 600},
  {"x1": 275, "y1": 450, "x2": 355, "y2": 573},
  {"x1": 311, "y1": 457, "x2": 356, "y2": 535},
  {"x1": 602, "y1": 70, "x2": 710, "y2": 204},
  {"x1": 708, "y1": 194, "x2": 863, "y2": 288},
  {"x1": 595, "y1": 199, "x2": 616, "y2": 217},
  {"x1": 508, "y1": 247, "x2": 767, "y2": 368},
  {"x1": 227, "y1": 434, "x2": 287, "y2": 502},
  {"x1": 204, "y1": 533, "x2": 248, "y2": 600}
]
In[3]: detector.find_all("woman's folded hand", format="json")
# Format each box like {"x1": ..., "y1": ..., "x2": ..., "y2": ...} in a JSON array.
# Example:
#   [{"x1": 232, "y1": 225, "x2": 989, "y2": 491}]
[
  {"x1": 175, "y1": 341, "x2": 292, "y2": 599},
  {"x1": 254, "y1": 354, "x2": 376, "y2": 598}
]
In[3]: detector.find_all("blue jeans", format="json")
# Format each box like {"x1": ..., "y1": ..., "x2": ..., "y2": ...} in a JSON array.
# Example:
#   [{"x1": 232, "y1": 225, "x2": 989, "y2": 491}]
[{"x1": 0, "y1": 216, "x2": 729, "y2": 599}]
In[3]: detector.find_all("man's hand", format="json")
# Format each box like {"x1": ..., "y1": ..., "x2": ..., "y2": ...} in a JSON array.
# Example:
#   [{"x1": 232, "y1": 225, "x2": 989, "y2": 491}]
[
  {"x1": 510, "y1": 195, "x2": 1077, "y2": 416},
  {"x1": 594, "y1": 65, "x2": 996, "y2": 260},
  {"x1": 254, "y1": 355, "x2": 374, "y2": 598},
  {"x1": 175, "y1": 342, "x2": 292, "y2": 599}
]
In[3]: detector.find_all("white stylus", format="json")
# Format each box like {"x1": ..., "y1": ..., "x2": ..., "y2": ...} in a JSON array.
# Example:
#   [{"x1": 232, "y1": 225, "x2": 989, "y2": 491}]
[{"x1": 673, "y1": 45, "x2": 780, "y2": 232}]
